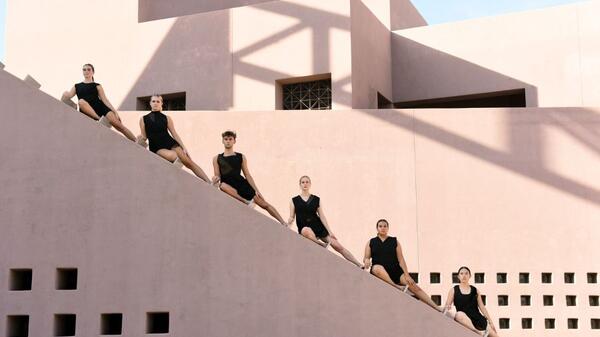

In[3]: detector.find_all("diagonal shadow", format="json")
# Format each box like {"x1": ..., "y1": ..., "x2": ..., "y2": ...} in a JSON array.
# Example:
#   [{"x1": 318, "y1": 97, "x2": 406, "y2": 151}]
[{"x1": 119, "y1": 0, "x2": 600, "y2": 206}]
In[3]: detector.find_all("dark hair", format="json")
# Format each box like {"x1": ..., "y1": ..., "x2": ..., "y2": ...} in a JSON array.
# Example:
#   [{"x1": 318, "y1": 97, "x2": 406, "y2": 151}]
[
  {"x1": 299, "y1": 175, "x2": 311, "y2": 184},
  {"x1": 83, "y1": 63, "x2": 95, "y2": 81},
  {"x1": 376, "y1": 219, "x2": 389, "y2": 227},
  {"x1": 458, "y1": 266, "x2": 471, "y2": 275},
  {"x1": 221, "y1": 130, "x2": 237, "y2": 139}
]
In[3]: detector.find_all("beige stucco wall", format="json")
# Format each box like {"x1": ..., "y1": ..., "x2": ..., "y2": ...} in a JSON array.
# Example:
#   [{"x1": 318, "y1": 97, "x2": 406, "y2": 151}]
[
  {"x1": 6, "y1": 0, "x2": 420, "y2": 111},
  {"x1": 0, "y1": 65, "x2": 477, "y2": 337},
  {"x1": 392, "y1": 0, "x2": 600, "y2": 107},
  {"x1": 138, "y1": 0, "x2": 278, "y2": 21}
]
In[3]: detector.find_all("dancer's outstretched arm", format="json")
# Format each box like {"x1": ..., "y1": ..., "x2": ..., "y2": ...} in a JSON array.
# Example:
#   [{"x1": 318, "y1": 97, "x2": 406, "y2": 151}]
[
  {"x1": 287, "y1": 201, "x2": 296, "y2": 226},
  {"x1": 241, "y1": 155, "x2": 261, "y2": 196}
]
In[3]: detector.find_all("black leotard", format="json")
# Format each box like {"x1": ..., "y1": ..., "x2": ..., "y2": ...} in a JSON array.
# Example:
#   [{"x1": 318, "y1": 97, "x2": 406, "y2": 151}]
[
  {"x1": 369, "y1": 236, "x2": 404, "y2": 284},
  {"x1": 292, "y1": 195, "x2": 329, "y2": 238},
  {"x1": 453, "y1": 285, "x2": 487, "y2": 331},
  {"x1": 74, "y1": 82, "x2": 111, "y2": 117},
  {"x1": 217, "y1": 152, "x2": 256, "y2": 201},
  {"x1": 143, "y1": 111, "x2": 180, "y2": 153}
]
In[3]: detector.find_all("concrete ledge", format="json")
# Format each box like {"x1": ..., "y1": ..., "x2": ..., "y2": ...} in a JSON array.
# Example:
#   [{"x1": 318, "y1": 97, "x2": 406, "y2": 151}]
[
  {"x1": 0, "y1": 61, "x2": 5, "y2": 70},
  {"x1": 23, "y1": 74, "x2": 41, "y2": 89}
]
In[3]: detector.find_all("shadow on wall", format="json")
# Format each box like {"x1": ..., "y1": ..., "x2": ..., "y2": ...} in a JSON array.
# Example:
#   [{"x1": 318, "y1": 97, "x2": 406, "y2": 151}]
[
  {"x1": 121, "y1": 1, "x2": 357, "y2": 111},
  {"x1": 359, "y1": 107, "x2": 600, "y2": 206},
  {"x1": 119, "y1": 1, "x2": 600, "y2": 206},
  {"x1": 119, "y1": 11, "x2": 233, "y2": 111},
  {"x1": 392, "y1": 34, "x2": 539, "y2": 108}
]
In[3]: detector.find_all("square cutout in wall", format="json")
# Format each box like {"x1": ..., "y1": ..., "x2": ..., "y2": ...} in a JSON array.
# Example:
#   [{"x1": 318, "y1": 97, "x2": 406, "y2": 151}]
[
  {"x1": 431, "y1": 295, "x2": 441, "y2": 306},
  {"x1": 564, "y1": 272, "x2": 575, "y2": 284},
  {"x1": 278, "y1": 74, "x2": 332, "y2": 110},
  {"x1": 590, "y1": 295, "x2": 599, "y2": 306},
  {"x1": 522, "y1": 318, "x2": 532, "y2": 329},
  {"x1": 54, "y1": 314, "x2": 76, "y2": 336},
  {"x1": 498, "y1": 295, "x2": 509, "y2": 306},
  {"x1": 474, "y1": 273, "x2": 485, "y2": 284},
  {"x1": 56, "y1": 268, "x2": 77, "y2": 290},
  {"x1": 545, "y1": 318, "x2": 555, "y2": 329},
  {"x1": 521, "y1": 295, "x2": 531, "y2": 306},
  {"x1": 568, "y1": 318, "x2": 578, "y2": 329},
  {"x1": 481, "y1": 295, "x2": 487, "y2": 305},
  {"x1": 566, "y1": 295, "x2": 577, "y2": 306},
  {"x1": 588, "y1": 273, "x2": 598, "y2": 284},
  {"x1": 497, "y1": 273, "x2": 507, "y2": 284},
  {"x1": 409, "y1": 273, "x2": 419, "y2": 284},
  {"x1": 541, "y1": 272, "x2": 552, "y2": 284},
  {"x1": 452, "y1": 273, "x2": 459, "y2": 283},
  {"x1": 9, "y1": 269, "x2": 32, "y2": 291},
  {"x1": 7, "y1": 315, "x2": 29, "y2": 337},
  {"x1": 101, "y1": 313, "x2": 123, "y2": 335},
  {"x1": 592, "y1": 319, "x2": 600, "y2": 330},
  {"x1": 430, "y1": 273, "x2": 440, "y2": 284},
  {"x1": 519, "y1": 273, "x2": 529, "y2": 284},
  {"x1": 146, "y1": 312, "x2": 169, "y2": 334},
  {"x1": 499, "y1": 318, "x2": 510, "y2": 329},
  {"x1": 543, "y1": 295, "x2": 554, "y2": 306}
]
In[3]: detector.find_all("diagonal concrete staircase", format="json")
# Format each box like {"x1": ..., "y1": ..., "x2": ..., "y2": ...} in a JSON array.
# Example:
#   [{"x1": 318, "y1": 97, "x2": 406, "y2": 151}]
[{"x1": 0, "y1": 68, "x2": 474, "y2": 337}]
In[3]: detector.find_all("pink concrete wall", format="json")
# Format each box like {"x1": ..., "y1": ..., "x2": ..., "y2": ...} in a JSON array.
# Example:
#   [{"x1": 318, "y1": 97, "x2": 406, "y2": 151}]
[
  {"x1": 139, "y1": 0, "x2": 278, "y2": 22},
  {"x1": 390, "y1": 0, "x2": 427, "y2": 30},
  {"x1": 0, "y1": 67, "x2": 475, "y2": 337},
  {"x1": 350, "y1": 0, "x2": 393, "y2": 108},
  {"x1": 392, "y1": 1, "x2": 600, "y2": 107}
]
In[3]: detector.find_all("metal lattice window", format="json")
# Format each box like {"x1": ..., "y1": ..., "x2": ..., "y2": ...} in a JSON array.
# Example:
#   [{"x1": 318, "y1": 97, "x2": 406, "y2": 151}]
[{"x1": 282, "y1": 79, "x2": 331, "y2": 110}]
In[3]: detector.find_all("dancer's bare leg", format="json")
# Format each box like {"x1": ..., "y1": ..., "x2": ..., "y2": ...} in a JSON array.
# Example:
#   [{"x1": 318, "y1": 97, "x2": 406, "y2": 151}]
[
  {"x1": 300, "y1": 227, "x2": 328, "y2": 247},
  {"x1": 400, "y1": 274, "x2": 442, "y2": 311},
  {"x1": 325, "y1": 236, "x2": 362, "y2": 267}
]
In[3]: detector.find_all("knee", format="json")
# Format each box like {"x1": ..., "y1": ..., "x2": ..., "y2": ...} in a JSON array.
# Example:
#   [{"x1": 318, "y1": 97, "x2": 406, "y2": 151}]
[
  {"x1": 371, "y1": 265, "x2": 385, "y2": 276},
  {"x1": 454, "y1": 311, "x2": 467, "y2": 322},
  {"x1": 300, "y1": 227, "x2": 313, "y2": 237},
  {"x1": 78, "y1": 99, "x2": 87, "y2": 105}
]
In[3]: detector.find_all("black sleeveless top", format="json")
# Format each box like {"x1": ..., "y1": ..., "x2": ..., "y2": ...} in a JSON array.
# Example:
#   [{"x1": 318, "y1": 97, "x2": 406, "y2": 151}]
[
  {"x1": 75, "y1": 82, "x2": 102, "y2": 103},
  {"x1": 453, "y1": 285, "x2": 487, "y2": 330},
  {"x1": 143, "y1": 111, "x2": 179, "y2": 153},
  {"x1": 369, "y1": 236, "x2": 400, "y2": 269},
  {"x1": 218, "y1": 152, "x2": 243, "y2": 179},
  {"x1": 292, "y1": 195, "x2": 321, "y2": 228}
]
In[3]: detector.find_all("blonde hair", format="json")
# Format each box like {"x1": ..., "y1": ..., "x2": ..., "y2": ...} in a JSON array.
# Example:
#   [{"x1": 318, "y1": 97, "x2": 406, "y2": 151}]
[{"x1": 298, "y1": 175, "x2": 311, "y2": 184}]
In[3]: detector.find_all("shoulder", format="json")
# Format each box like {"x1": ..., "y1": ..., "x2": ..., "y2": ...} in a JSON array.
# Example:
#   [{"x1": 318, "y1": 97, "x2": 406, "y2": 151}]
[
  {"x1": 292, "y1": 195, "x2": 300, "y2": 202},
  {"x1": 369, "y1": 237, "x2": 377, "y2": 246},
  {"x1": 471, "y1": 285, "x2": 479, "y2": 294}
]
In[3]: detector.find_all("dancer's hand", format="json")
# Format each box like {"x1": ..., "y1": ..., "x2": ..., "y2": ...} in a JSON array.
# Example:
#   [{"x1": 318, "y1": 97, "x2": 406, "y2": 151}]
[
  {"x1": 212, "y1": 176, "x2": 220, "y2": 185},
  {"x1": 363, "y1": 260, "x2": 371, "y2": 270}
]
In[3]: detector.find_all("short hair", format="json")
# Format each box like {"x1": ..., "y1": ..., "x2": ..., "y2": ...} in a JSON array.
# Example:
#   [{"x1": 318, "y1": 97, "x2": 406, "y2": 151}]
[
  {"x1": 221, "y1": 130, "x2": 237, "y2": 139},
  {"x1": 298, "y1": 175, "x2": 311, "y2": 184},
  {"x1": 458, "y1": 266, "x2": 471, "y2": 275},
  {"x1": 376, "y1": 219, "x2": 389, "y2": 227},
  {"x1": 150, "y1": 94, "x2": 163, "y2": 102}
]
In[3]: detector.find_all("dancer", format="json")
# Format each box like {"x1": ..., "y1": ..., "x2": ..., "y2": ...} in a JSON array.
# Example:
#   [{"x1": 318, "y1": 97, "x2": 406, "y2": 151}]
[
  {"x1": 287, "y1": 176, "x2": 363, "y2": 267},
  {"x1": 212, "y1": 130, "x2": 287, "y2": 226},
  {"x1": 137, "y1": 95, "x2": 210, "y2": 183},
  {"x1": 61, "y1": 64, "x2": 136, "y2": 141},
  {"x1": 363, "y1": 219, "x2": 441, "y2": 311},
  {"x1": 443, "y1": 266, "x2": 499, "y2": 337}
]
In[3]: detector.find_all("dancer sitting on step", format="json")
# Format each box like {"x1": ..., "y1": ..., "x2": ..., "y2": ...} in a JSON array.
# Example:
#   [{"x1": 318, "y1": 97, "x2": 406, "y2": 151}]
[
  {"x1": 287, "y1": 176, "x2": 363, "y2": 268},
  {"x1": 443, "y1": 266, "x2": 499, "y2": 337},
  {"x1": 363, "y1": 219, "x2": 441, "y2": 311},
  {"x1": 137, "y1": 95, "x2": 210, "y2": 183},
  {"x1": 212, "y1": 130, "x2": 287, "y2": 226},
  {"x1": 61, "y1": 63, "x2": 136, "y2": 141}
]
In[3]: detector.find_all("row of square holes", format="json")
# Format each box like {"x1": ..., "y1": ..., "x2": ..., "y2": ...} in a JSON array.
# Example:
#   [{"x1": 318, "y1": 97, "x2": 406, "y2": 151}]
[
  {"x1": 494, "y1": 318, "x2": 599, "y2": 330},
  {"x1": 6, "y1": 312, "x2": 169, "y2": 336},
  {"x1": 9, "y1": 269, "x2": 597, "y2": 291},
  {"x1": 410, "y1": 272, "x2": 598, "y2": 284},
  {"x1": 429, "y1": 294, "x2": 599, "y2": 307}
]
